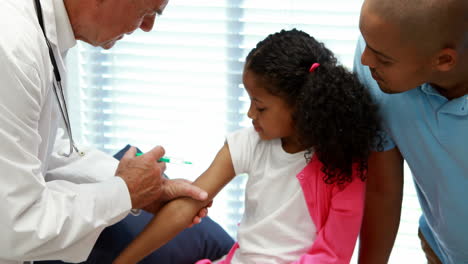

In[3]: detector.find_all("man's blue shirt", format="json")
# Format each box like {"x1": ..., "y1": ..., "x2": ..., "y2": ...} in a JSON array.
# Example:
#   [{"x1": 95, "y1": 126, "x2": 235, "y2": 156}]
[{"x1": 354, "y1": 36, "x2": 468, "y2": 264}]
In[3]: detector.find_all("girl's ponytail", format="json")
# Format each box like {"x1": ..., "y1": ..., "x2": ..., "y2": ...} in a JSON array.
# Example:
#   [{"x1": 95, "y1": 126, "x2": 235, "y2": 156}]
[{"x1": 296, "y1": 62, "x2": 381, "y2": 184}]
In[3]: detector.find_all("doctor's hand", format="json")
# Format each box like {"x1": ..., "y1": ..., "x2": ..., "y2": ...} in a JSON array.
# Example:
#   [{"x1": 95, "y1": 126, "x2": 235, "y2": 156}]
[
  {"x1": 115, "y1": 146, "x2": 208, "y2": 212},
  {"x1": 142, "y1": 178, "x2": 212, "y2": 227}
]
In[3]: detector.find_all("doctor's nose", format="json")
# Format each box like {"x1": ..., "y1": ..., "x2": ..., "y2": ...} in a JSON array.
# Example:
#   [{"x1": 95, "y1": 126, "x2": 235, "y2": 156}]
[{"x1": 140, "y1": 14, "x2": 156, "y2": 32}]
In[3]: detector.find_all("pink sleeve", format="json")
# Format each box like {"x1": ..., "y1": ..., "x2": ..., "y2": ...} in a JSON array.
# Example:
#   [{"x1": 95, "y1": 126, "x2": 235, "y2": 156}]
[{"x1": 292, "y1": 177, "x2": 365, "y2": 264}]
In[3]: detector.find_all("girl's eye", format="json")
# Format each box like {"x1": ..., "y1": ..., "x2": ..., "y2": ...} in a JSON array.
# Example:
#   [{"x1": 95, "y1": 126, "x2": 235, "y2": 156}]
[{"x1": 256, "y1": 107, "x2": 266, "y2": 112}]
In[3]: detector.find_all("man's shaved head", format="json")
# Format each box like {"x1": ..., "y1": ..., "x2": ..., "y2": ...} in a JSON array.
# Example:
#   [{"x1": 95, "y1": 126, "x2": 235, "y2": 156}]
[{"x1": 363, "y1": 0, "x2": 468, "y2": 53}]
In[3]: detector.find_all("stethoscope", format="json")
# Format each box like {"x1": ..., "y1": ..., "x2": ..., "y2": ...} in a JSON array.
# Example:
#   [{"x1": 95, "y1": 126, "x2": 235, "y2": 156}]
[{"x1": 34, "y1": 0, "x2": 81, "y2": 157}]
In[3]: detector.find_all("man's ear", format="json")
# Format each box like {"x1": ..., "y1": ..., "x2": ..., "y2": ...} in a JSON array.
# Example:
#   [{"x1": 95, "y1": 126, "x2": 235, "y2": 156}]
[{"x1": 432, "y1": 48, "x2": 457, "y2": 72}]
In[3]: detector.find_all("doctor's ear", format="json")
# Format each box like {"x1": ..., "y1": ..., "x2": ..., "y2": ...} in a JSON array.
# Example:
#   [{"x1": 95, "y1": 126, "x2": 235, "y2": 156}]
[{"x1": 432, "y1": 48, "x2": 457, "y2": 72}]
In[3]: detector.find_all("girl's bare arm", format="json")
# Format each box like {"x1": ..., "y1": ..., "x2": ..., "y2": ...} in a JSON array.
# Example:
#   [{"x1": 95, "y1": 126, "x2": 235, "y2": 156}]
[{"x1": 113, "y1": 143, "x2": 236, "y2": 264}]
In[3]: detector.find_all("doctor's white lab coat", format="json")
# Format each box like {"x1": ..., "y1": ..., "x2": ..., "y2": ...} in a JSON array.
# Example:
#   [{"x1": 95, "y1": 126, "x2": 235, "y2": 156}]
[{"x1": 0, "y1": 0, "x2": 132, "y2": 263}]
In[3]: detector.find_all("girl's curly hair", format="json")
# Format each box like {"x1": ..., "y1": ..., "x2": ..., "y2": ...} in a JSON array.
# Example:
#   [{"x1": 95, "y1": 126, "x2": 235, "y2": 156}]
[{"x1": 246, "y1": 29, "x2": 382, "y2": 184}]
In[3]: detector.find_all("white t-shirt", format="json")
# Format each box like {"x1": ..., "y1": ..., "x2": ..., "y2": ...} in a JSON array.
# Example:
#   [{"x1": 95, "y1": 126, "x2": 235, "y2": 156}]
[{"x1": 226, "y1": 127, "x2": 316, "y2": 264}]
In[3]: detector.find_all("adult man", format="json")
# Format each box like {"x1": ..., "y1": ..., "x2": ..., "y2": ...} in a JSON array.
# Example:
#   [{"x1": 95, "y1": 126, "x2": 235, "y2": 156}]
[
  {"x1": 354, "y1": 0, "x2": 468, "y2": 263},
  {"x1": 0, "y1": 0, "x2": 233, "y2": 263}
]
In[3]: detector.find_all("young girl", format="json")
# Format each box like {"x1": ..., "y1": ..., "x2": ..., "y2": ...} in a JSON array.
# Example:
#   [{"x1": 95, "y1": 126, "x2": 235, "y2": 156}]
[{"x1": 113, "y1": 29, "x2": 381, "y2": 264}]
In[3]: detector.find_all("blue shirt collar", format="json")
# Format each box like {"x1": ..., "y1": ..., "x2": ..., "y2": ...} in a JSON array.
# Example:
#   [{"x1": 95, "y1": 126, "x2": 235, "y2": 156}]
[{"x1": 420, "y1": 83, "x2": 468, "y2": 116}]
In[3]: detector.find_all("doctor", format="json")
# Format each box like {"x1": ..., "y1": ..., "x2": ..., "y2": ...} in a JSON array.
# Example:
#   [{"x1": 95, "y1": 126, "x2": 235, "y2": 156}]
[{"x1": 0, "y1": 0, "x2": 233, "y2": 263}]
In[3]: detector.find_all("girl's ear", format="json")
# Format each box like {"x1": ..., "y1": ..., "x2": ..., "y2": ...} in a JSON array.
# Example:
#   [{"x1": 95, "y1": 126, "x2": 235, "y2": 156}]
[{"x1": 432, "y1": 48, "x2": 457, "y2": 72}]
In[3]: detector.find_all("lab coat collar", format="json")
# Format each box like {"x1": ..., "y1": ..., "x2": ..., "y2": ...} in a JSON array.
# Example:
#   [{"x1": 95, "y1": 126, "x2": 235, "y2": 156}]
[
  {"x1": 53, "y1": 0, "x2": 77, "y2": 54},
  {"x1": 41, "y1": 0, "x2": 77, "y2": 55}
]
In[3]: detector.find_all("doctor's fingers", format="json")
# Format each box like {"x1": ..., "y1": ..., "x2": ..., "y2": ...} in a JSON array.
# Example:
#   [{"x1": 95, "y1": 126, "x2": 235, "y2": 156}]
[
  {"x1": 162, "y1": 178, "x2": 208, "y2": 202},
  {"x1": 122, "y1": 146, "x2": 137, "y2": 160},
  {"x1": 146, "y1": 145, "x2": 165, "y2": 161},
  {"x1": 155, "y1": 158, "x2": 166, "y2": 173}
]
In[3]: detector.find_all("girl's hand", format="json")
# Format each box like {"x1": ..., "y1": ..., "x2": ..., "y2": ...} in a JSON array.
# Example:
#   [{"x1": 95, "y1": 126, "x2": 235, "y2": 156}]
[{"x1": 188, "y1": 200, "x2": 213, "y2": 228}]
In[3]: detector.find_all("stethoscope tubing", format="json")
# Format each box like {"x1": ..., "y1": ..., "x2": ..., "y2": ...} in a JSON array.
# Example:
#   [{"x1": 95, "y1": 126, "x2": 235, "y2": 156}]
[{"x1": 34, "y1": 0, "x2": 81, "y2": 157}]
